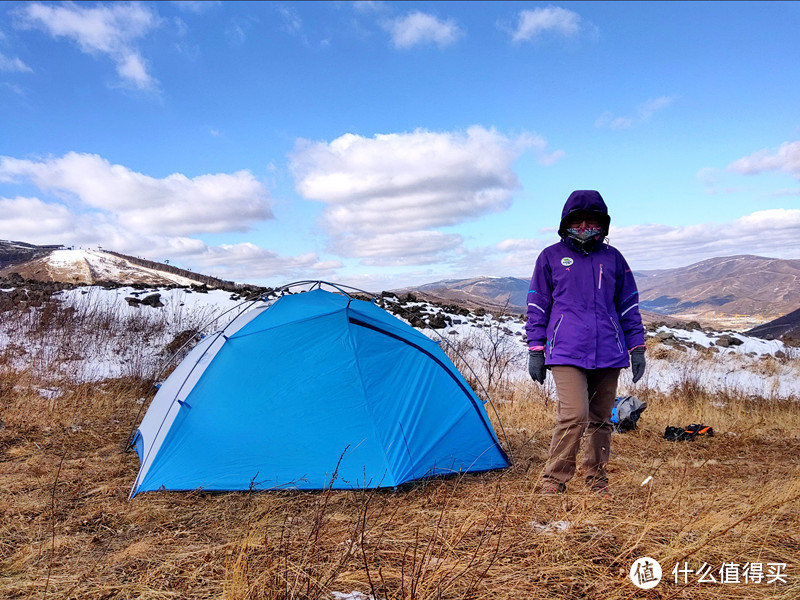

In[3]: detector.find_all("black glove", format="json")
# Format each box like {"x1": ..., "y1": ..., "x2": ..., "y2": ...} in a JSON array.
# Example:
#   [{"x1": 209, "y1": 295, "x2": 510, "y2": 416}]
[
  {"x1": 528, "y1": 350, "x2": 546, "y2": 384},
  {"x1": 630, "y1": 347, "x2": 646, "y2": 383}
]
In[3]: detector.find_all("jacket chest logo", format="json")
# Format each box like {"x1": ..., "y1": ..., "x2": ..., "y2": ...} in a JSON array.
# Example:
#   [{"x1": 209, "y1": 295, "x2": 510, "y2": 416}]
[{"x1": 560, "y1": 257, "x2": 574, "y2": 267}]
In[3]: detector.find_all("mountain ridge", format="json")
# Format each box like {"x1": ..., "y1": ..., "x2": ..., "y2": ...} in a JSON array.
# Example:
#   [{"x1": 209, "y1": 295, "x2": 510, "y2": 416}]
[
  {"x1": 0, "y1": 241, "x2": 246, "y2": 291},
  {"x1": 2, "y1": 240, "x2": 798, "y2": 337},
  {"x1": 395, "y1": 255, "x2": 800, "y2": 333}
]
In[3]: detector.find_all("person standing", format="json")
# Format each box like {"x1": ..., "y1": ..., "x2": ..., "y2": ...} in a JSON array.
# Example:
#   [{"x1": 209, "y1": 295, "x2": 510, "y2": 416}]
[{"x1": 526, "y1": 190, "x2": 646, "y2": 496}]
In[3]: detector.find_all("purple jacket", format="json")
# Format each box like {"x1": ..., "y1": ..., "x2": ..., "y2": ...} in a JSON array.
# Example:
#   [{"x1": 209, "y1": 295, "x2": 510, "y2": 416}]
[{"x1": 525, "y1": 191, "x2": 645, "y2": 370}]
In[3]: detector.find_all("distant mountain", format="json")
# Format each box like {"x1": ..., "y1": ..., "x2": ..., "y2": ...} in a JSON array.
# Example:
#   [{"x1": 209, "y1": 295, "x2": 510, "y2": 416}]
[
  {"x1": 636, "y1": 255, "x2": 800, "y2": 328},
  {"x1": 5, "y1": 240, "x2": 798, "y2": 332},
  {"x1": 395, "y1": 276, "x2": 530, "y2": 314},
  {"x1": 0, "y1": 241, "x2": 241, "y2": 289},
  {"x1": 399, "y1": 255, "x2": 800, "y2": 330}
]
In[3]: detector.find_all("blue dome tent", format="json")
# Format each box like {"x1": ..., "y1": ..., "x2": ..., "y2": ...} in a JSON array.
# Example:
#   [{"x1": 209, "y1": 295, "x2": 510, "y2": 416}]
[{"x1": 129, "y1": 283, "x2": 510, "y2": 497}]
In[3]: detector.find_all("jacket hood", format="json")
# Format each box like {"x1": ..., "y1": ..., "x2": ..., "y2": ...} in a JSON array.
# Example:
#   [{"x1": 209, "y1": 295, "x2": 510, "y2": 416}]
[{"x1": 558, "y1": 190, "x2": 611, "y2": 238}]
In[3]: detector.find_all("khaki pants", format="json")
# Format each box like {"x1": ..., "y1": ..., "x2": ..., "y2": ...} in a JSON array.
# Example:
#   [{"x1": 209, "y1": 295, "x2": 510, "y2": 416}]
[{"x1": 543, "y1": 366, "x2": 621, "y2": 485}]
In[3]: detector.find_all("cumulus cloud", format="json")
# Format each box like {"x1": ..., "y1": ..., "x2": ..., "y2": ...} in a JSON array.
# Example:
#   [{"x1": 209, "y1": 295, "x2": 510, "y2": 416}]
[
  {"x1": 596, "y1": 96, "x2": 675, "y2": 129},
  {"x1": 383, "y1": 11, "x2": 461, "y2": 49},
  {"x1": 0, "y1": 196, "x2": 94, "y2": 243},
  {"x1": 15, "y1": 1, "x2": 159, "y2": 90},
  {"x1": 0, "y1": 152, "x2": 273, "y2": 236},
  {"x1": 0, "y1": 194, "x2": 171, "y2": 256},
  {"x1": 508, "y1": 6, "x2": 581, "y2": 42},
  {"x1": 460, "y1": 237, "x2": 547, "y2": 278},
  {"x1": 610, "y1": 209, "x2": 800, "y2": 269},
  {"x1": 482, "y1": 209, "x2": 800, "y2": 277},
  {"x1": 186, "y1": 242, "x2": 338, "y2": 281},
  {"x1": 727, "y1": 141, "x2": 800, "y2": 180},
  {"x1": 0, "y1": 195, "x2": 329, "y2": 282},
  {"x1": 0, "y1": 52, "x2": 33, "y2": 73},
  {"x1": 0, "y1": 153, "x2": 336, "y2": 283},
  {"x1": 331, "y1": 231, "x2": 464, "y2": 267},
  {"x1": 291, "y1": 127, "x2": 554, "y2": 264}
]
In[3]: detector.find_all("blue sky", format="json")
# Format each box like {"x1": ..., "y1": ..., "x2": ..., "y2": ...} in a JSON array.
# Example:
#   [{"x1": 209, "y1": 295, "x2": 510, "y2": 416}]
[{"x1": 1, "y1": 1, "x2": 799, "y2": 290}]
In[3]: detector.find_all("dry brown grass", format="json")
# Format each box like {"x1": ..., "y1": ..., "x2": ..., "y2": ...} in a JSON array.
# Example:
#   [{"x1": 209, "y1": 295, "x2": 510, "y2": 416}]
[{"x1": 2, "y1": 365, "x2": 800, "y2": 600}]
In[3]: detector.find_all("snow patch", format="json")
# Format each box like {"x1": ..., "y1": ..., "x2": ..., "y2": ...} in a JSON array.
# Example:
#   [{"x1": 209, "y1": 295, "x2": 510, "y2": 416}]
[
  {"x1": 46, "y1": 249, "x2": 204, "y2": 286},
  {"x1": 0, "y1": 285, "x2": 797, "y2": 401}
]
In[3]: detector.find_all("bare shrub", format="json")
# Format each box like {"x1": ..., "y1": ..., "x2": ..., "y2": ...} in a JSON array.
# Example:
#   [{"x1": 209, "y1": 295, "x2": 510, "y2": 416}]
[
  {"x1": 0, "y1": 288, "x2": 229, "y2": 385},
  {"x1": 440, "y1": 317, "x2": 525, "y2": 396}
]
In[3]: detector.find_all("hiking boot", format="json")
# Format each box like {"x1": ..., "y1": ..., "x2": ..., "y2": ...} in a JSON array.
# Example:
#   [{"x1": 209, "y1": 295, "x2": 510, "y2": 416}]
[
  {"x1": 586, "y1": 477, "x2": 612, "y2": 499},
  {"x1": 540, "y1": 479, "x2": 567, "y2": 495}
]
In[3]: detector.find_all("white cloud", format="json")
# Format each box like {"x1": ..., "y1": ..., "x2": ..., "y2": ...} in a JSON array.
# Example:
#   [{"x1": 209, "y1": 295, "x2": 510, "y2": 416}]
[
  {"x1": 509, "y1": 6, "x2": 581, "y2": 42},
  {"x1": 0, "y1": 196, "x2": 91, "y2": 243},
  {"x1": 610, "y1": 209, "x2": 800, "y2": 270},
  {"x1": 727, "y1": 141, "x2": 800, "y2": 180},
  {"x1": 186, "y1": 242, "x2": 337, "y2": 281},
  {"x1": 0, "y1": 195, "x2": 329, "y2": 283},
  {"x1": 594, "y1": 113, "x2": 633, "y2": 130},
  {"x1": 0, "y1": 153, "x2": 334, "y2": 283},
  {"x1": 331, "y1": 231, "x2": 464, "y2": 267},
  {"x1": 278, "y1": 6, "x2": 303, "y2": 37},
  {"x1": 384, "y1": 11, "x2": 461, "y2": 49},
  {"x1": 1, "y1": 82, "x2": 25, "y2": 96},
  {"x1": 596, "y1": 96, "x2": 675, "y2": 129},
  {"x1": 0, "y1": 152, "x2": 273, "y2": 236},
  {"x1": 637, "y1": 96, "x2": 674, "y2": 121},
  {"x1": 0, "y1": 195, "x2": 167, "y2": 256},
  {"x1": 482, "y1": 209, "x2": 800, "y2": 277},
  {"x1": 15, "y1": 1, "x2": 159, "y2": 90},
  {"x1": 116, "y1": 51, "x2": 150, "y2": 86},
  {"x1": 0, "y1": 52, "x2": 33, "y2": 73},
  {"x1": 171, "y1": 1, "x2": 222, "y2": 14},
  {"x1": 443, "y1": 236, "x2": 557, "y2": 280},
  {"x1": 291, "y1": 127, "x2": 551, "y2": 265}
]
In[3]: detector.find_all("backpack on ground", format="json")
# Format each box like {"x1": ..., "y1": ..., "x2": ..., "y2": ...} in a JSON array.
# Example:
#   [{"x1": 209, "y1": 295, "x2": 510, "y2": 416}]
[{"x1": 610, "y1": 395, "x2": 647, "y2": 432}]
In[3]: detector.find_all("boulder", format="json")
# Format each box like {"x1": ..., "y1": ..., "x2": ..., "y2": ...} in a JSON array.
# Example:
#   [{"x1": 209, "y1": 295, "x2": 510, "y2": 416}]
[
  {"x1": 141, "y1": 293, "x2": 164, "y2": 308},
  {"x1": 427, "y1": 312, "x2": 448, "y2": 329},
  {"x1": 715, "y1": 335, "x2": 743, "y2": 348},
  {"x1": 654, "y1": 331, "x2": 675, "y2": 342}
]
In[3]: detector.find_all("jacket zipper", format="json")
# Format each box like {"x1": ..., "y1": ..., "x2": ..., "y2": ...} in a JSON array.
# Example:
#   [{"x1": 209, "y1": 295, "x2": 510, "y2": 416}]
[
  {"x1": 598, "y1": 263, "x2": 604, "y2": 290},
  {"x1": 609, "y1": 317, "x2": 623, "y2": 353},
  {"x1": 550, "y1": 314, "x2": 564, "y2": 358}
]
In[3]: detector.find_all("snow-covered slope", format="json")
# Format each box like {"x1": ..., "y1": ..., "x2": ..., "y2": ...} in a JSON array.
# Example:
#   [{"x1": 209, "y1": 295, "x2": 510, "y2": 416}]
[
  {"x1": 2, "y1": 248, "x2": 206, "y2": 286},
  {"x1": 379, "y1": 295, "x2": 800, "y2": 400},
  {"x1": 0, "y1": 285, "x2": 797, "y2": 401}
]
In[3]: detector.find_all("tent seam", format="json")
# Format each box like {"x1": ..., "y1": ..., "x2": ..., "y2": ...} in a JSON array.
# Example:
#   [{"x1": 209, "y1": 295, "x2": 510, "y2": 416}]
[{"x1": 344, "y1": 305, "x2": 402, "y2": 488}]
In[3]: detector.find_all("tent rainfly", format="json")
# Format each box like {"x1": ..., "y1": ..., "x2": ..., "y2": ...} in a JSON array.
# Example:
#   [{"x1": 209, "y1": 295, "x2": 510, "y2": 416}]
[{"x1": 130, "y1": 288, "x2": 509, "y2": 497}]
